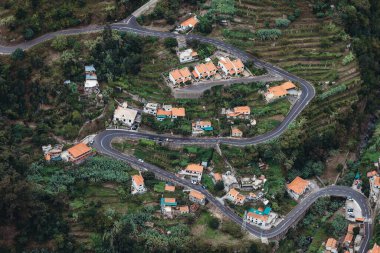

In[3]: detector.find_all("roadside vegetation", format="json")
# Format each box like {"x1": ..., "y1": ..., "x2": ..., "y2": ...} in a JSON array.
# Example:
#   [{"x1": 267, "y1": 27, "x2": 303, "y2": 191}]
[{"x1": 0, "y1": 0, "x2": 147, "y2": 42}]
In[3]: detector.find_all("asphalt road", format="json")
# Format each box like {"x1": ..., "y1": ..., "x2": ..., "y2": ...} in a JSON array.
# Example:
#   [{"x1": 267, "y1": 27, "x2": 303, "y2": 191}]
[
  {"x1": 94, "y1": 131, "x2": 371, "y2": 252},
  {"x1": 0, "y1": 12, "x2": 371, "y2": 252}
]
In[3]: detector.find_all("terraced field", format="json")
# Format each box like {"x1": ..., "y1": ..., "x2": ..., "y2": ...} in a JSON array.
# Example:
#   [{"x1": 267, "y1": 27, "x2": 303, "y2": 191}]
[{"x1": 212, "y1": 0, "x2": 362, "y2": 134}]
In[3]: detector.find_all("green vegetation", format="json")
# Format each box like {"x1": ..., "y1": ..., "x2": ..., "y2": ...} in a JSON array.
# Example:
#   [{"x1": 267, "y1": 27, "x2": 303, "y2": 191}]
[{"x1": 0, "y1": 0, "x2": 147, "y2": 41}]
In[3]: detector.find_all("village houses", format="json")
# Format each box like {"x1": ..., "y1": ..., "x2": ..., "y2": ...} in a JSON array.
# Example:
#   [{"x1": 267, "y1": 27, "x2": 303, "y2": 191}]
[
  {"x1": 324, "y1": 238, "x2": 338, "y2": 253},
  {"x1": 231, "y1": 127, "x2": 243, "y2": 137},
  {"x1": 143, "y1": 103, "x2": 159, "y2": 116},
  {"x1": 177, "y1": 16, "x2": 199, "y2": 32},
  {"x1": 160, "y1": 198, "x2": 177, "y2": 218},
  {"x1": 156, "y1": 106, "x2": 186, "y2": 121},
  {"x1": 169, "y1": 67, "x2": 192, "y2": 86},
  {"x1": 189, "y1": 190, "x2": 206, "y2": 205},
  {"x1": 222, "y1": 171, "x2": 239, "y2": 191},
  {"x1": 218, "y1": 57, "x2": 245, "y2": 76},
  {"x1": 226, "y1": 188, "x2": 246, "y2": 205},
  {"x1": 66, "y1": 142, "x2": 94, "y2": 164},
  {"x1": 113, "y1": 102, "x2": 139, "y2": 127},
  {"x1": 179, "y1": 163, "x2": 204, "y2": 184},
  {"x1": 368, "y1": 243, "x2": 380, "y2": 253},
  {"x1": 178, "y1": 48, "x2": 198, "y2": 63},
  {"x1": 131, "y1": 174, "x2": 146, "y2": 194},
  {"x1": 212, "y1": 173, "x2": 223, "y2": 184},
  {"x1": 224, "y1": 106, "x2": 251, "y2": 119},
  {"x1": 84, "y1": 65, "x2": 99, "y2": 94},
  {"x1": 192, "y1": 61, "x2": 218, "y2": 80},
  {"x1": 42, "y1": 144, "x2": 64, "y2": 161},
  {"x1": 240, "y1": 175, "x2": 266, "y2": 191},
  {"x1": 265, "y1": 81, "x2": 297, "y2": 102},
  {"x1": 286, "y1": 176, "x2": 311, "y2": 200},
  {"x1": 367, "y1": 170, "x2": 380, "y2": 203},
  {"x1": 192, "y1": 120, "x2": 213, "y2": 135},
  {"x1": 165, "y1": 184, "x2": 175, "y2": 192},
  {"x1": 245, "y1": 206, "x2": 278, "y2": 228}
]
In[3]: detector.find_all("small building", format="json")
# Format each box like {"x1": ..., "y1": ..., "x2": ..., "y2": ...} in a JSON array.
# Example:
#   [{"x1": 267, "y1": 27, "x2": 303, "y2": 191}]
[
  {"x1": 165, "y1": 184, "x2": 175, "y2": 192},
  {"x1": 178, "y1": 205, "x2": 190, "y2": 214},
  {"x1": 225, "y1": 106, "x2": 251, "y2": 119},
  {"x1": 169, "y1": 67, "x2": 192, "y2": 85},
  {"x1": 343, "y1": 233, "x2": 353, "y2": 248},
  {"x1": 222, "y1": 171, "x2": 239, "y2": 191},
  {"x1": 113, "y1": 103, "x2": 138, "y2": 127},
  {"x1": 131, "y1": 174, "x2": 146, "y2": 194},
  {"x1": 368, "y1": 243, "x2": 380, "y2": 253},
  {"x1": 264, "y1": 81, "x2": 297, "y2": 102},
  {"x1": 231, "y1": 127, "x2": 243, "y2": 137},
  {"x1": 213, "y1": 173, "x2": 222, "y2": 183},
  {"x1": 156, "y1": 108, "x2": 172, "y2": 121},
  {"x1": 178, "y1": 48, "x2": 198, "y2": 63},
  {"x1": 42, "y1": 144, "x2": 63, "y2": 161},
  {"x1": 246, "y1": 207, "x2": 277, "y2": 228},
  {"x1": 192, "y1": 120, "x2": 213, "y2": 135},
  {"x1": 160, "y1": 198, "x2": 177, "y2": 218},
  {"x1": 67, "y1": 143, "x2": 94, "y2": 164},
  {"x1": 192, "y1": 62, "x2": 218, "y2": 80},
  {"x1": 226, "y1": 188, "x2": 246, "y2": 205},
  {"x1": 286, "y1": 176, "x2": 311, "y2": 200},
  {"x1": 189, "y1": 190, "x2": 206, "y2": 205},
  {"x1": 179, "y1": 164, "x2": 204, "y2": 184},
  {"x1": 325, "y1": 238, "x2": 338, "y2": 253},
  {"x1": 178, "y1": 16, "x2": 198, "y2": 32},
  {"x1": 240, "y1": 175, "x2": 266, "y2": 191},
  {"x1": 84, "y1": 65, "x2": 99, "y2": 94},
  {"x1": 143, "y1": 103, "x2": 159, "y2": 115},
  {"x1": 171, "y1": 107, "x2": 186, "y2": 119},
  {"x1": 218, "y1": 57, "x2": 245, "y2": 76}
]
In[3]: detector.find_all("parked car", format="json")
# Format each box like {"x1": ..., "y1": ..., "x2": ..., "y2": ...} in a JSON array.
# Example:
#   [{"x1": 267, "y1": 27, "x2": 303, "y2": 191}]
[{"x1": 138, "y1": 159, "x2": 144, "y2": 163}]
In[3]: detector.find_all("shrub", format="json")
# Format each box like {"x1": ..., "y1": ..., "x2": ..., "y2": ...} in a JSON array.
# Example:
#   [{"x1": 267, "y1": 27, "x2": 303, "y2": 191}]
[
  {"x1": 164, "y1": 37, "x2": 177, "y2": 48},
  {"x1": 256, "y1": 29, "x2": 282, "y2": 40},
  {"x1": 275, "y1": 18, "x2": 291, "y2": 28},
  {"x1": 11, "y1": 48, "x2": 25, "y2": 61},
  {"x1": 319, "y1": 84, "x2": 347, "y2": 100},
  {"x1": 342, "y1": 52, "x2": 355, "y2": 65},
  {"x1": 208, "y1": 217, "x2": 220, "y2": 229}
]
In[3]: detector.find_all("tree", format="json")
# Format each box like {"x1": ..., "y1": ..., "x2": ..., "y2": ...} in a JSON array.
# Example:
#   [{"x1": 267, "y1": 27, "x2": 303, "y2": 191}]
[
  {"x1": 164, "y1": 37, "x2": 177, "y2": 48},
  {"x1": 214, "y1": 181, "x2": 224, "y2": 191},
  {"x1": 208, "y1": 217, "x2": 220, "y2": 229},
  {"x1": 11, "y1": 48, "x2": 25, "y2": 61},
  {"x1": 331, "y1": 215, "x2": 348, "y2": 237}
]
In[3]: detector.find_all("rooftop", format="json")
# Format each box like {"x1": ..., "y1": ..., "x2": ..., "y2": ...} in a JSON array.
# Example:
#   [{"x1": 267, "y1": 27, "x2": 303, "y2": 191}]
[
  {"x1": 287, "y1": 176, "x2": 309, "y2": 195},
  {"x1": 189, "y1": 190, "x2": 205, "y2": 200},
  {"x1": 67, "y1": 143, "x2": 92, "y2": 158},
  {"x1": 186, "y1": 163, "x2": 204, "y2": 173},
  {"x1": 181, "y1": 16, "x2": 198, "y2": 27},
  {"x1": 132, "y1": 174, "x2": 144, "y2": 186}
]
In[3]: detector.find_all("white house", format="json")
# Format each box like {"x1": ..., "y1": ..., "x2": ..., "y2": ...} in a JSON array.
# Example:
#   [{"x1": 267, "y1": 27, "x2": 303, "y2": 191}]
[
  {"x1": 264, "y1": 81, "x2": 297, "y2": 102},
  {"x1": 218, "y1": 57, "x2": 245, "y2": 76},
  {"x1": 226, "y1": 188, "x2": 246, "y2": 205},
  {"x1": 192, "y1": 120, "x2": 213, "y2": 135},
  {"x1": 369, "y1": 172, "x2": 380, "y2": 203},
  {"x1": 131, "y1": 174, "x2": 146, "y2": 194},
  {"x1": 325, "y1": 238, "x2": 338, "y2": 253},
  {"x1": 113, "y1": 103, "x2": 138, "y2": 127},
  {"x1": 246, "y1": 207, "x2": 278, "y2": 228},
  {"x1": 177, "y1": 16, "x2": 198, "y2": 32},
  {"x1": 192, "y1": 62, "x2": 218, "y2": 80},
  {"x1": 189, "y1": 190, "x2": 206, "y2": 205},
  {"x1": 179, "y1": 164, "x2": 204, "y2": 184},
  {"x1": 178, "y1": 48, "x2": 198, "y2": 63},
  {"x1": 143, "y1": 103, "x2": 158, "y2": 115},
  {"x1": 169, "y1": 68, "x2": 192, "y2": 86},
  {"x1": 84, "y1": 65, "x2": 99, "y2": 94}
]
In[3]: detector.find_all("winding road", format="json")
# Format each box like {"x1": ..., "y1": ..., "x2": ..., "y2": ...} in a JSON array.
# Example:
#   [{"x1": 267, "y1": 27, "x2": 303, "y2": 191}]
[{"x1": 0, "y1": 7, "x2": 372, "y2": 252}]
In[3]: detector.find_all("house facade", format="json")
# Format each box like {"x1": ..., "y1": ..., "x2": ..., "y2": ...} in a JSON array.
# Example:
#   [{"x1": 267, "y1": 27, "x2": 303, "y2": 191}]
[
  {"x1": 178, "y1": 49, "x2": 198, "y2": 63},
  {"x1": 169, "y1": 67, "x2": 192, "y2": 85},
  {"x1": 225, "y1": 106, "x2": 251, "y2": 119},
  {"x1": 179, "y1": 163, "x2": 204, "y2": 184},
  {"x1": 192, "y1": 62, "x2": 218, "y2": 80},
  {"x1": 143, "y1": 103, "x2": 158, "y2": 115},
  {"x1": 325, "y1": 238, "x2": 338, "y2": 253},
  {"x1": 286, "y1": 176, "x2": 311, "y2": 200},
  {"x1": 189, "y1": 190, "x2": 206, "y2": 205},
  {"x1": 265, "y1": 81, "x2": 297, "y2": 102},
  {"x1": 218, "y1": 57, "x2": 245, "y2": 76},
  {"x1": 131, "y1": 174, "x2": 146, "y2": 194},
  {"x1": 84, "y1": 65, "x2": 99, "y2": 94},
  {"x1": 113, "y1": 103, "x2": 138, "y2": 127},
  {"x1": 67, "y1": 142, "x2": 94, "y2": 164},
  {"x1": 226, "y1": 188, "x2": 246, "y2": 205},
  {"x1": 178, "y1": 16, "x2": 198, "y2": 32},
  {"x1": 231, "y1": 127, "x2": 243, "y2": 137},
  {"x1": 192, "y1": 120, "x2": 213, "y2": 135}
]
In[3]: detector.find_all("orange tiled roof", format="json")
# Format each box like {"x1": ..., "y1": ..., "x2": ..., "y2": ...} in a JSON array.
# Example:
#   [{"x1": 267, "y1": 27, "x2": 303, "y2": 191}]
[
  {"x1": 344, "y1": 233, "x2": 353, "y2": 243},
  {"x1": 205, "y1": 61, "x2": 217, "y2": 72},
  {"x1": 236, "y1": 194, "x2": 246, "y2": 203},
  {"x1": 281, "y1": 81, "x2": 296, "y2": 90},
  {"x1": 191, "y1": 51, "x2": 198, "y2": 57},
  {"x1": 268, "y1": 86, "x2": 288, "y2": 97},
  {"x1": 232, "y1": 58, "x2": 244, "y2": 69},
  {"x1": 132, "y1": 174, "x2": 144, "y2": 186},
  {"x1": 179, "y1": 67, "x2": 191, "y2": 78},
  {"x1": 219, "y1": 57, "x2": 235, "y2": 70},
  {"x1": 186, "y1": 163, "x2": 203, "y2": 173},
  {"x1": 192, "y1": 70, "x2": 200, "y2": 78},
  {"x1": 67, "y1": 143, "x2": 91, "y2": 158},
  {"x1": 367, "y1": 170, "x2": 378, "y2": 177},
  {"x1": 45, "y1": 154, "x2": 51, "y2": 161},
  {"x1": 234, "y1": 106, "x2": 250, "y2": 114},
  {"x1": 165, "y1": 185, "x2": 175, "y2": 192},
  {"x1": 369, "y1": 243, "x2": 380, "y2": 253},
  {"x1": 231, "y1": 127, "x2": 242, "y2": 135},
  {"x1": 374, "y1": 176, "x2": 380, "y2": 186},
  {"x1": 164, "y1": 198, "x2": 176, "y2": 204},
  {"x1": 213, "y1": 173, "x2": 222, "y2": 181},
  {"x1": 249, "y1": 192, "x2": 256, "y2": 198},
  {"x1": 228, "y1": 188, "x2": 240, "y2": 198},
  {"x1": 198, "y1": 120, "x2": 211, "y2": 127},
  {"x1": 172, "y1": 107, "x2": 186, "y2": 117},
  {"x1": 170, "y1": 69, "x2": 182, "y2": 81},
  {"x1": 326, "y1": 238, "x2": 337, "y2": 249},
  {"x1": 181, "y1": 16, "x2": 198, "y2": 27},
  {"x1": 347, "y1": 223, "x2": 355, "y2": 234},
  {"x1": 179, "y1": 205, "x2": 189, "y2": 212},
  {"x1": 156, "y1": 109, "x2": 172, "y2": 116},
  {"x1": 189, "y1": 190, "x2": 205, "y2": 200},
  {"x1": 287, "y1": 176, "x2": 310, "y2": 195},
  {"x1": 247, "y1": 212, "x2": 268, "y2": 221}
]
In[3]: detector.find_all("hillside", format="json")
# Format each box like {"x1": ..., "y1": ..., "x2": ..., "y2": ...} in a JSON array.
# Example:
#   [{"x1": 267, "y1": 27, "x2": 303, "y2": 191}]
[{"x1": 0, "y1": 0, "x2": 147, "y2": 43}]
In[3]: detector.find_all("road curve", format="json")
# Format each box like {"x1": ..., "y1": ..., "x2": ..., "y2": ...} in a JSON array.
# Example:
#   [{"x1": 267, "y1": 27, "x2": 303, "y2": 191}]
[
  {"x1": 0, "y1": 12, "x2": 371, "y2": 252},
  {"x1": 94, "y1": 131, "x2": 371, "y2": 252}
]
